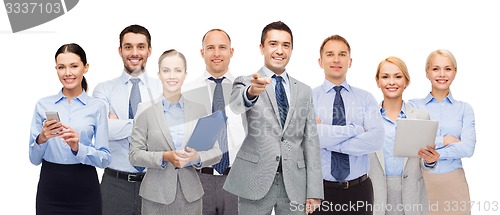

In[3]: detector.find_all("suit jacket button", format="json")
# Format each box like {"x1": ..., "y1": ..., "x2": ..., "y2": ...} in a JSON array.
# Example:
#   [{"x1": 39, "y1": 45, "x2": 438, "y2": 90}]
[
  {"x1": 403, "y1": 174, "x2": 408, "y2": 178},
  {"x1": 281, "y1": 137, "x2": 285, "y2": 142},
  {"x1": 276, "y1": 156, "x2": 280, "y2": 161}
]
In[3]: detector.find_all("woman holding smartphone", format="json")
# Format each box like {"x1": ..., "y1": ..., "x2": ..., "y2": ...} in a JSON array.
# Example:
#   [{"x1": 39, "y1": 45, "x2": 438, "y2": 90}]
[
  {"x1": 409, "y1": 49, "x2": 476, "y2": 215},
  {"x1": 29, "y1": 43, "x2": 111, "y2": 215}
]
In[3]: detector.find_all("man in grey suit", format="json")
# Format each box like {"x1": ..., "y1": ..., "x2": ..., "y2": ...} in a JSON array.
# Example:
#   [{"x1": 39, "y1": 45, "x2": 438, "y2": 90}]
[{"x1": 223, "y1": 21, "x2": 323, "y2": 215}]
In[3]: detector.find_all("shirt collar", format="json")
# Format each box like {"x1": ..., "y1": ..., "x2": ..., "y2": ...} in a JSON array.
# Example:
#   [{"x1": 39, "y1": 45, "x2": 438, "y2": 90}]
[
  {"x1": 379, "y1": 100, "x2": 407, "y2": 119},
  {"x1": 203, "y1": 70, "x2": 235, "y2": 84},
  {"x1": 120, "y1": 70, "x2": 147, "y2": 85},
  {"x1": 321, "y1": 79, "x2": 350, "y2": 93},
  {"x1": 54, "y1": 89, "x2": 88, "y2": 105},
  {"x1": 161, "y1": 96, "x2": 184, "y2": 110},
  {"x1": 262, "y1": 66, "x2": 289, "y2": 84},
  {"x1": 424, "y1": 92, "x2": 455, "y2": 104}
]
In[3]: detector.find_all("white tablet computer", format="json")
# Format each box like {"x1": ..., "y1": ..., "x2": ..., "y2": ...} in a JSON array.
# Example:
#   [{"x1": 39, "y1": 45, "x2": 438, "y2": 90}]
[{"x1": 393, "y1": 118, "x2": 438, "y2": 157}]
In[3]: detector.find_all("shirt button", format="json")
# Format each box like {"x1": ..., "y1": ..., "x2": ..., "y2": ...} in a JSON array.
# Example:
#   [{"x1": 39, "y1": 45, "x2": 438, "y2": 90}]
[{"x1": 276, "y1": 156, "x2": 280, "y2": 161}]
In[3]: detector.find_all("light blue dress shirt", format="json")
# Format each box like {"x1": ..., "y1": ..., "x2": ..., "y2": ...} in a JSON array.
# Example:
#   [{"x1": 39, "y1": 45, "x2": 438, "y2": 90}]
[
  {"x1": 29, "y1": 90, "x2": 111, "y2": 168},
  {"x1": 312, "y1": 80, "x2": 384, "y2": 182},
  {"x1": 92, "y1": 71, "x2": 162, "y2": 173},
  {"x1": 380, "y1": 102, "x2": 407, "y2": 177},
  {"x1": 409, "y1": 93, "x2": 476, "y2": 174},
  {"x1": 243, "y1": 67, "x2": 291, "y2": 106},
  {"x1": 161, "y1": 97, "x2": 185, "y2": 150}
]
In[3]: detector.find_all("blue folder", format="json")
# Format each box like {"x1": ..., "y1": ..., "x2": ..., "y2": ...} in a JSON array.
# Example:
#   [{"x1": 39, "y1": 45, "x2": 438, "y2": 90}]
[{"x1": 185, "y1": 110, "x2": 226, "y2": 151}]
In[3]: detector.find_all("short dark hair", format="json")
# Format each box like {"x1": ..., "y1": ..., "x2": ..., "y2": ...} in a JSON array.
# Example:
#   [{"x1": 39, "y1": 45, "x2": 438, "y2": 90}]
[
  {"x1": 55, "y1": 43, "x2": 88, "y2": 91},
  {"x1": 119, "y1": 24, "x2": 151, "y2": 48},
  {"x1": 260, "y1": 21, "x2": 293, "y2": 47}
]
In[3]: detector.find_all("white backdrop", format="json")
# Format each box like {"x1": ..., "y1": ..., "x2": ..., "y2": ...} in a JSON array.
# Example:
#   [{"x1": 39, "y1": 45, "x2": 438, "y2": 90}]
[{"x1": 1, "y1": 0, "x2": 498, "y2": 214}]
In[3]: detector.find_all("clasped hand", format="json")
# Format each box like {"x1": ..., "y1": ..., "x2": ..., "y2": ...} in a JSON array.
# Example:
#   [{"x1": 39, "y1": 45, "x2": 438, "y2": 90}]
[{"x1": 164, "y1": 147, "x2": 200, "y2": 168}]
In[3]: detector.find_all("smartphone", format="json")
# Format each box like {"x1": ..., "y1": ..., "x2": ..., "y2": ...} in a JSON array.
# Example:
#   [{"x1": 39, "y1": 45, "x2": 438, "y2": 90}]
[{"x1": 46, "y1": 111, "x2": 60, "y2": 122}]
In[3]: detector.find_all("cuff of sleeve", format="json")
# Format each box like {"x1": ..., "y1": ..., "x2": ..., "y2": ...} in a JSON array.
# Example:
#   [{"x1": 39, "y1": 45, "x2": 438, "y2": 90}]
[
  {"x1": 435, "y1": 136, "x2": 445, "y2": 149},
  {"x1": 423, "y1": 161, "x2": 437, "y2": 168},
  {"x1": 193, "y1": 162, "x2": 203, "y2": 169},
  {"x1": 161, "y1": 161, "x2": 168, "y2": 168},
  {"x1": 243, "y1": 86, "x2": 258, "y2": 107}
]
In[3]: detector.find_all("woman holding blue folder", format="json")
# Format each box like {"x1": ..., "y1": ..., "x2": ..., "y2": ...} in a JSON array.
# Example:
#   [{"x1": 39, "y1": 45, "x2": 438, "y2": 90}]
[
  {"x1": 129, "y1": 49, "x2": 221, "y2": 215},
  {"x1": 369, "y1": 56, "x2": 440, "y2": 215}
]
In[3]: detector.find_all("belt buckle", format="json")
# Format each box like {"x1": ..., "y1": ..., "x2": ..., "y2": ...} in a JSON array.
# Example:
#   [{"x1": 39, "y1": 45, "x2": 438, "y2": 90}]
[
  {"x1": 343, "y1": 181, "x2": 349, "y2": 189},
  {"x1": 127, "y1": 174, "x2": 137, "y2": 182}
]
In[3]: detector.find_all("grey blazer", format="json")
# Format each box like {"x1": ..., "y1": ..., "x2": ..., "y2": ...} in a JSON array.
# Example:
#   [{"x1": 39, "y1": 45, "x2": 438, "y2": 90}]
[
  {"x1": 369, "y1": 103, "x2": 433, "y2": 215},
  {"x1": 223, "y1": 69, "x2": 324, "y2": 204},
  {"x1": 129, "y1": 98, "x2": 222, "y2": 205}
]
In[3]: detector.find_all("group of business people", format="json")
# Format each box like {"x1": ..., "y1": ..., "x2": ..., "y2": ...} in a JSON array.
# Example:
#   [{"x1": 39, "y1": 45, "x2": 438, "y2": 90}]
[{"x1": 29, "y1": 21, "x2": 476, "y2": 215}]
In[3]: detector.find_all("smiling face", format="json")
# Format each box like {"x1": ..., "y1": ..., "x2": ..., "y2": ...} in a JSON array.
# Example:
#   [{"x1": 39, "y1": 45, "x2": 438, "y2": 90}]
[
  {"x1": 56, "y1": 52, "x2": 88, "y2": 95},
  {"x1": 119, "y1": 32, "x2": 151, "y2": 75},
  {"x1": 260, "y1": 29, "x2": 292, "y2": 75},
  {"x1": 377, "y1": 61, "x2": 408, "y2": 100},
  {"x1": 426, "y1": 54, "x2": 457, "y2": 93},
  {"x1": 201, "y1": 30, "x2": 234, "y2": 78},
  {"x1": 319, "y1": 39, "x2": 352, "y2": 85},
  {"x1": 158, "y1": 55, "x2": 186, "y2": 95}
]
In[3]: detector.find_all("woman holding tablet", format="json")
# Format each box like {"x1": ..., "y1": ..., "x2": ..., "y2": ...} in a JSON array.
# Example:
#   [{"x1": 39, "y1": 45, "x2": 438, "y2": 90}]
[
  {"x1": 409, "y1": 49, "x2": 476, "y2": 215},
  {"x1": 370, "y1": 56, "x2": 439, "y2": 215}
]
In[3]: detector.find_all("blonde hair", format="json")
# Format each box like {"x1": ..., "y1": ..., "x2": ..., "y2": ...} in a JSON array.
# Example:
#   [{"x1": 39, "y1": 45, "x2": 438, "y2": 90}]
[
  {"x1": 375, "y1": 56, "x2": 411, "y2": 85},
  {"x1": 425, "y1": 49, "x2": 457, "y2": 71}
]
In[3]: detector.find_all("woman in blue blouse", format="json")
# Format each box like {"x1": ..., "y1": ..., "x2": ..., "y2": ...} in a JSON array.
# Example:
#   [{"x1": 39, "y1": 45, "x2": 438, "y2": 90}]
[
  {"x1": 29, "y1": 43, "x2": 111, "y2": 215},
  {"x1": 409, "y1": 49, "x2": 476, "y2": 215}
]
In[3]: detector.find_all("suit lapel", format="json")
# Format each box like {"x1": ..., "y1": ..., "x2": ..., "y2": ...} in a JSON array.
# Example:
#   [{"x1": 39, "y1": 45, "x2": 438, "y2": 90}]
[
  {"x1": 283, "y1": 76, "x2": 298, "y2": 130},
  {"x1": 375, "y1": 150, "x2": 386, "y2": 174},
  {"x1": 259, "y1": 70, "x2": 281, "y2": 127},
  {"x1": 403, "y1": 102, "x2": 415, "y2": 169},
  {"x1": 153, "y1": 101, "x2": 175, "y2": 150}
]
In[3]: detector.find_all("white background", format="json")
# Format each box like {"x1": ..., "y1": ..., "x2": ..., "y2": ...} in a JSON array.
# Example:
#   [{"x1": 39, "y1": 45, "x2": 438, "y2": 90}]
[{"x1": 1, "y1": 0, "x2": 498, "y2": 214}]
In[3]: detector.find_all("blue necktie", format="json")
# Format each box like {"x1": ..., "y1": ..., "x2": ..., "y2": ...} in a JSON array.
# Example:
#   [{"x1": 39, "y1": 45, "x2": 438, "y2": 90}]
[
  {"x1": 273, "y1": 75, "x2": 288, "y2": 128},
  {"x1": 209, "y1": 77, "x2": 229, "y2": 174},
  {"x1": 129, "y1": 78, "x2": 144, "y2": 172},
  {"x1": 129, "y1": 78, "x2": 141, "y2": 119},
  {"x1": 331, "y1": 86, "x2": 349, "y2": 181}
]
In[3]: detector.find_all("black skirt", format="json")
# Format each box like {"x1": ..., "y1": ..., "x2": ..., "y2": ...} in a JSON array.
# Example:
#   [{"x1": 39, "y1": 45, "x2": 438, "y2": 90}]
[{"x1": 36, "y1": 160, "x2": 102, "y2": 215}]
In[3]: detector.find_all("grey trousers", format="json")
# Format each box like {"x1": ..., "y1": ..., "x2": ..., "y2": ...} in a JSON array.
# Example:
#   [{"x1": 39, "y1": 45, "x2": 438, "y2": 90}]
[
  {"x1": 238, "y1": 172, "x2": 305, "y2": 215},
  {"x1": 198, "y1": 172, "x2": 238, "y2": 215},
  {"x1": 101, "y1": 172, "x2": 142, "y2": 215}
]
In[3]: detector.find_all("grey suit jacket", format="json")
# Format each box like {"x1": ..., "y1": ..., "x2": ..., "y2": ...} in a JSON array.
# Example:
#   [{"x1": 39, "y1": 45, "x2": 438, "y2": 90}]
[
  {"x1": 369, "y1": 103, "x2": 433, "y2": 215},
  {"x1": 129, "y1": 97, "x2": 222, "y2": 205},
  {"x1": 223, "y1": 69, "x2": 324, "y2": 204}
]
